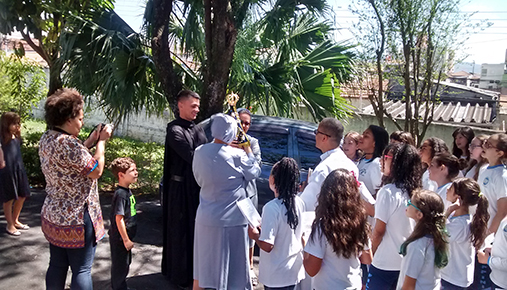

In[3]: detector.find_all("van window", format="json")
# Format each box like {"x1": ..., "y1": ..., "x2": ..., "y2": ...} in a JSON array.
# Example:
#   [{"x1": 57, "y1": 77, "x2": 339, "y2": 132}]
[
  {"x1": 249, "y1": 130, "x2": 288, "y2": 165},
  {"x1": 296, "y1": 130, "x2": 321, "y2": 170}
]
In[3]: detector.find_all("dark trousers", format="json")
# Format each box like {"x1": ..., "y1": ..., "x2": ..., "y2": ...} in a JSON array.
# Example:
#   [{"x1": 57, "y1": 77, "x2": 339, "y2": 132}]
[
  {"x1": 46, "y1": 209, "x2": 96, "y2": 290},
  {"x1": 110, "y1": 237, "x2": 132, "y2": 290},
  {"x1": 467, "y1": 256, "x2": 492, "y2": 290},
  {"x1": 366, "y1": 265, "x2": 399, "y2": 290},
  {"x1": 442, "y1": 279, "x2": 467, "y2": 290}
]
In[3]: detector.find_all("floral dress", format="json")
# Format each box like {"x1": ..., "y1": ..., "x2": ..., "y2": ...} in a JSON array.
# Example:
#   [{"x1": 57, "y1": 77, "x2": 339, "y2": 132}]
[{"x1": 39, "y1": 130, "x2": 105, "y2": 248}]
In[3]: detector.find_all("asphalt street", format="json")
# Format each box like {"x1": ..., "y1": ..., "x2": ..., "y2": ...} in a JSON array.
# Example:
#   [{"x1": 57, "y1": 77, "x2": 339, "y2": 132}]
[{"x1": 0, "y1": 190, "x2": 262, "y2": 290}]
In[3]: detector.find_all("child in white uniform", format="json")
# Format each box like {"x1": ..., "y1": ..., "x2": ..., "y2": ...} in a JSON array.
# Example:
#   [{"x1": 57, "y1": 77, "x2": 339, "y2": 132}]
[
  {"x1": 464, "y1": 135, "x2": 489, "y2": 181},
  {"x1": 428, "y1": 153, "x2": 461, "y2": 209},
  {"x1": 419, "y1": 138, "x2": 449, "y2": 192},
  {"x1": 357, "y1": 125, "x2": 389, "y2": 197},
  {"x1": 441, "y1": 178, "x2": 489, "y2": 289},
  {"x1": 304, "y1": 169, "x2": 371, "y2": 290},
  {"x1": 367, "y1": 143, "x2": 421, "y2": 290},
  {"x1": 452, "y1": 127, "x2": 475, "y2": 175},
  {"x1": 249, "y1": 158, "x2": 305, "y2": 290},
  {"x1": 397, "y1": 189, "x2": 448, "y2": 290},
  {"x1": 343, "y1": 132, "x2": 362, "y2": 164},
  {"x1": 478, "y1": 134, "x2": 507, "y2": 235},
  {"x1": 477, "y1": 216, "x2": 507, "y2": 290}
]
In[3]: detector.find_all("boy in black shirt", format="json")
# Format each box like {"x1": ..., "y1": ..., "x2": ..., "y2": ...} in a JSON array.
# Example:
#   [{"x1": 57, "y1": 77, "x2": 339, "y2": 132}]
[{"x1": 109, "y1": 157, "x2": 138, "y2": 290}]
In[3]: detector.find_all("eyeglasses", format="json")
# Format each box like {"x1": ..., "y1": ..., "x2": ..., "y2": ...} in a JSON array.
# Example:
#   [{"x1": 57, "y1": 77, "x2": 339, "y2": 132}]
[
  {"x1": 406, "y1": 199, "x2": 421, "y2": 212},
  {"x1": 314, "y1": 129, "x2": 331, "y2": 138},
  {"x1": 483, "y1": 140, "x2": 498, "y2": 150},
  {"x1": 383, "y1": 155, "x2": 393, "y2": 159},
  {"x1": 469, "y1": 144, "x2": 482, "y2": 150}
]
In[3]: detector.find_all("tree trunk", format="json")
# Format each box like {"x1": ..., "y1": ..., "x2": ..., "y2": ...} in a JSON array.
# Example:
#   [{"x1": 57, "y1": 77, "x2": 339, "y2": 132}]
[
  {"x1": 369, "y1": 0, "x2": 385, "y2": 128},
  {"x1": 151, "y1": 0, "x2": 182, "y2": 115},
  {"x1": 402, "y1": 44, "x2": 412, "y2": 133},
  {"x1": 200, "y1": 0, "x2": 238, "y2": 122},
  {"x1": 48, "y1": 62, "x2": 63, "y2": 96}
]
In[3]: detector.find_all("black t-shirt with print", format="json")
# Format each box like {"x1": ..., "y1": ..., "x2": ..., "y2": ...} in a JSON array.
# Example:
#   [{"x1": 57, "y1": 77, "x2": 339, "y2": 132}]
[{"x1": 109, "y1": 186, "x2": 137, "y2": 241}]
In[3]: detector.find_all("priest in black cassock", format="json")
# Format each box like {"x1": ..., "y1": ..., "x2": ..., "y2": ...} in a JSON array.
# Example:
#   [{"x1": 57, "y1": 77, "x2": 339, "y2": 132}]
[{"x1": 162, "y1": 90, "x2": 207, "y2": 288}]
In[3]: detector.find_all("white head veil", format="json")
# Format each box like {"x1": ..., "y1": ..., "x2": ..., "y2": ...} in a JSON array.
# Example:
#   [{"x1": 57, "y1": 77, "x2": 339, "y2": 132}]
[{"x1": 211, "y1": 113, "x2": 237, "y2": 144}]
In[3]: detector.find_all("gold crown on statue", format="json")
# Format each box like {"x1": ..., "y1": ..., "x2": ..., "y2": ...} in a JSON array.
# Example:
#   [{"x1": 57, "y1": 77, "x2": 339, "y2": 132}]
[{"x1": 226, "y1": 92, "x2": 250, "y2": 147}]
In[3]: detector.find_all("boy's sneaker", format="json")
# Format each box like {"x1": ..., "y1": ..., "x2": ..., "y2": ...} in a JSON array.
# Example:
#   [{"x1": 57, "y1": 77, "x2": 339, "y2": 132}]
[{"x1": 250, "y1": 268, "x2": 258, "y2": 286}]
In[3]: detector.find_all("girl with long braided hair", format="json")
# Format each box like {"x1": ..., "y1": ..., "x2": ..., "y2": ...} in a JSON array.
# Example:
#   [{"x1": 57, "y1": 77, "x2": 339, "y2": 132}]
[
  {"x1": 398, "y1": 189, "x2": 449, "y2": 289},
  {"x1": 248, "y1": 157, "x2": 305, "y2": 289}
]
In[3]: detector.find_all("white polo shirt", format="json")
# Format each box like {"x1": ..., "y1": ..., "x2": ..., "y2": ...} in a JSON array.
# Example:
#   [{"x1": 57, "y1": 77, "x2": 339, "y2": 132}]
[
  {"x1": 357, "y1": 157, "x2": 383, "y2": 196},
  {"x1": 478, "y1": 164, "x2": 507, "y2": 228},
  {"x1": 300, "y1": 147, "x2": 358, "y2": 211},
  {"x1": 441, "y1": 214, "x2": 474, "y2": 287},
  {"x1": 372, "y1": 183, "x2": 415, "y2": 271}
]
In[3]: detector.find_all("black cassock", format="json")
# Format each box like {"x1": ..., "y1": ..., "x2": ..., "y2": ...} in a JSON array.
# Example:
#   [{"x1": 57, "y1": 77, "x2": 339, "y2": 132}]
[{"x1": 162, "y1": 117, "x2": 207, "y2": 287}]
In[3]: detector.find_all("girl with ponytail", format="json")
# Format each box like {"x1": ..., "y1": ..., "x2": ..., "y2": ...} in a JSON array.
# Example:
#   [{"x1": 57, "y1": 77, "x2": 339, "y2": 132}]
[
  {"x1": 440, "y1": 178, "x2": 489, "y2": 289},
  {"x1": 428, "y1": 153, "x2": 463, "y2": 209},
  {"x1": 248, "y1": 157, "x2": 305, "y2": 289},
  {"x1": 397, "y1": 189, "x2": 449, "y2": 290}
]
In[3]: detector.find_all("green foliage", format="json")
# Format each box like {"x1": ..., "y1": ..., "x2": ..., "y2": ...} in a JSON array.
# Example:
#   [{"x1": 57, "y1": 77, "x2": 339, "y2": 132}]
[
  {"x1": 229, "y1": 13, "x2": 355, "y2": 121},
  {"x1": 99, "y1": 136, "x2": 164, "y2": 195},
  {"x1": 60, "y1": 9, "x2": 167, "y2": 124},
  {"x1": 0, "y1": 51, "x2": 46, "y2": 119},
  {"x1": 0, "y1": 0, "x2": 116, "y2": 94},
  {"x1": 350, "y1": 0, "x2": 490, "y2": 143},
  {"x1": 21, "y1": 130, "x2": 45, "y2": 187},
  {"x1": 61, "y1": 0, "x2": 353, "y2": 123},
  {"x1": 21, "y1": 119, "x2": 163, "y2": 195}
]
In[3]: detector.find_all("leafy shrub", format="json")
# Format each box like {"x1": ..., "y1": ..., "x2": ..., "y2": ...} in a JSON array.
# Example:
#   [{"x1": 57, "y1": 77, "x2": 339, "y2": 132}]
[
  {"x1": 99, "y1": 136, "x2": 164, "y2": 195},
  {"x1": 0, "y1": 51, "x2": 47, "y2": 120},
  {"x1": 21, "y1": 130, "x2": 45, "y2": 187},
  {"x1": 21, "y1": 119, "x2": 163, "y2": 195}
]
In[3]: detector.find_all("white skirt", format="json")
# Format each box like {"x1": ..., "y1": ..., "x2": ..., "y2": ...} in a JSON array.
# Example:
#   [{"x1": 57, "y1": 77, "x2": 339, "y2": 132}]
[{"x1": 194, "y1": 223, "x2": 252, "y2": 290}]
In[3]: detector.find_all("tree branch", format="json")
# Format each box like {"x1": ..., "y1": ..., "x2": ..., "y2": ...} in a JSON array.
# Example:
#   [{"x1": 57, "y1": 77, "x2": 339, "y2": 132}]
[{"x1": 20, "y1": 31, "x2": 50, "y2": 65}]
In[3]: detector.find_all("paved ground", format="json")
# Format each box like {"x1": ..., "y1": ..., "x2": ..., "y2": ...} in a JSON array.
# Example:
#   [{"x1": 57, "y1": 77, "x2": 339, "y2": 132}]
[{"x1": 0, "y1": 190, "x2": 262, "y2": 290}]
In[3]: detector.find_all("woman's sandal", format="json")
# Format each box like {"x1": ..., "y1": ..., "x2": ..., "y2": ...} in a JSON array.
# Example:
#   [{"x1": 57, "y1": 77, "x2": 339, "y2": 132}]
[
  {"x1": 15, "y1": 224, "x2": 30, "y2": 230},
  {"x1": 6, "y1": 228, "x2": 21, "y2": 236}
]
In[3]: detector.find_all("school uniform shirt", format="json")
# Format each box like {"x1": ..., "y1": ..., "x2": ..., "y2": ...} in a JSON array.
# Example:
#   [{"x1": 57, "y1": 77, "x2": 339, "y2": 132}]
[
  {"x1": 441, "y1": 214, "x2": 474, "y2": 287},
  {"x1": 300, "y1": 147, "x2": 358, "y2": 211},
  {"x1": 422, "y1": 169, "x2": 437, "y2": 192},
  {"x1": 258, "y1": 196, "x2": 306, "y2": 287},
  {"x1": 357, "y1": 157, "x2": 383, "y2": 196},
  {"x1": 396, "y1": 236, "x2": 441, "y2": 290},
  {"x1": 435, "y1": 183, "x2": 453, "y2": 210},
  {"x1": 489, "y1": 217, "x2": 507, "y2": 289},
  {"x1": 465, "y1": 163, "x2": 488, "y2": 180},
  {"x1": 372, "y1": 183, "x2": 416, "y2": 271},
  {"x1": 478, "y1": 164, "x2": 507, "y2": 228},
  {"x1": 304, "y1": 225, "x2": 369, "y2": 290}
]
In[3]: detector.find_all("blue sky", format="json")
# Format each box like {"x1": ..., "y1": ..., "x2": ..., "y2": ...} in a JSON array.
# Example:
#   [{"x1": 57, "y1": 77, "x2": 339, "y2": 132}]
[{"x1": 115, "y1": 0, "x2": 507, "y2": 65}]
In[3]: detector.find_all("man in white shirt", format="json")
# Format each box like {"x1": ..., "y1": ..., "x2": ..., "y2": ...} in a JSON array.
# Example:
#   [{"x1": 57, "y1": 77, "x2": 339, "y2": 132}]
[{"x1": 300, "y1": 118, "x2": 358, "y2": 211}]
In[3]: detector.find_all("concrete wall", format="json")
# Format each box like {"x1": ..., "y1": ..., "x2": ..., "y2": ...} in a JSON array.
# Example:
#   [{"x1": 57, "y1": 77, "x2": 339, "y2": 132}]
[
  {"x1": 32, "y1": 99, "x2": 504, "y2": 147},
  {"x1": 32, "y1": 100, "x2": 174, "y2": 144}
]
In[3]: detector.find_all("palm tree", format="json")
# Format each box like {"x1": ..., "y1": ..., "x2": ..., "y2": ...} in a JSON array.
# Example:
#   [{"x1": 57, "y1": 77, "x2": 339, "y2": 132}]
[
  {"x1": 60, "y1": 9, "x2": 167, "y2": 123},
  {"x1": 60, "y1": 0, "x2": 355, "y2": 122},
  {"x1": 229, "y1": 12, "x2": 355, "y2": 120}
]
